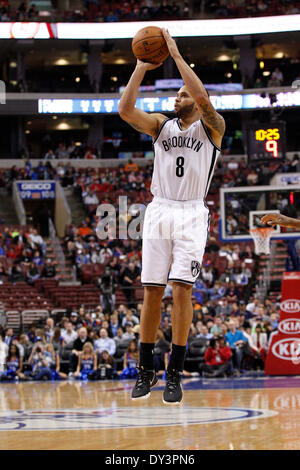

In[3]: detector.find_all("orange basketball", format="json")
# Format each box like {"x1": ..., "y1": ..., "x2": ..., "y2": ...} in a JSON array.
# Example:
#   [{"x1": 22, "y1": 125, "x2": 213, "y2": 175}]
[{"x1": 132, "y1": 26, "x2": 169, "y2": 64}]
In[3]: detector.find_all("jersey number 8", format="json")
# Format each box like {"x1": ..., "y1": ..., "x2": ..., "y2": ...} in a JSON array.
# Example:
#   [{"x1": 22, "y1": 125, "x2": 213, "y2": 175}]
[{"x1": 176, "y1": 156, "x2": 185, "y2": 177}]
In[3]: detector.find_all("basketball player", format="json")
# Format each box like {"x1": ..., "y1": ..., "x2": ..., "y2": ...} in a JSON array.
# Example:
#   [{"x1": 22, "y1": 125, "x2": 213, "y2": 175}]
[
  {"x1": 261, "y1": 213, "x2": 300, "y2": 230},
  {"x1": 118, "y1": 29, "x2": 225, "y2": 404}
]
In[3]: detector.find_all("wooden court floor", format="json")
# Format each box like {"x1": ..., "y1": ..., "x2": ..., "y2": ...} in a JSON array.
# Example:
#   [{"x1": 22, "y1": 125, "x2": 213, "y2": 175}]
[{"x1": 0, "y1": 376, "x2": 299, "y2": 450}]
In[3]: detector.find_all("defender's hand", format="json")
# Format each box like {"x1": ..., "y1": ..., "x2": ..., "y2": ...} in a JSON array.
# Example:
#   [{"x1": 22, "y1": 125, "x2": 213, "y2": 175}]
[
  {"x1": 261, "y1": 213, "x2": 289, "y2": 227},
  {"x1": 136, "y1": 59, "x2": 163, "y2": 71},
  {"x1": 162, "y1": 28, "x2": 180, "y2": 59}
]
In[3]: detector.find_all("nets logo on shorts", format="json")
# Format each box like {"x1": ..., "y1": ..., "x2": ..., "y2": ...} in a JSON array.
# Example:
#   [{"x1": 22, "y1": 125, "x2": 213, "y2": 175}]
[{"x1": 191, "y1": 260, "x2": 201, "y2": 277}]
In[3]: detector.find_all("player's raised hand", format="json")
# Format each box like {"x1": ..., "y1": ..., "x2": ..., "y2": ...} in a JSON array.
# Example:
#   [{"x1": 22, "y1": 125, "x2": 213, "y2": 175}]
[
  {"x1": 136, "y1": 59, "x2": 163, "y2": 71},
  {"x1": 261, "y1": 213, "x2": 289, "y2": 227},
  {"x1": 162, "y1": 28, "x2": 180, "y2": 59}
]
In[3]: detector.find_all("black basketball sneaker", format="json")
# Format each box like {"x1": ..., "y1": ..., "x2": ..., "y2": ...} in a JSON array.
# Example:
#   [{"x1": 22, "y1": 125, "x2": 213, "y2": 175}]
[
  {"x1": 162, "y1": 369, "x2": 183, "y2": 405},
  {"x1": 131, "y1": 367, "x2": 158, "y2": 400}
]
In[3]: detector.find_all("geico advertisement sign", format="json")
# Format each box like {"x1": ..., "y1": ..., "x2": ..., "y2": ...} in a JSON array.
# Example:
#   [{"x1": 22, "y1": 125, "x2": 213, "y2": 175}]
[
  {"x1": 272, "y1": 338, "x2": 300, "y2": 361},
  {"x1": 278, "y1": 319, "x2": 300, "y2": 335},
  {"x1": 280, "y1": 299, "x2": 300, "y2": 314},
  {"x1": 19, "y1": 183, "x2": 53, "y2": 190}
]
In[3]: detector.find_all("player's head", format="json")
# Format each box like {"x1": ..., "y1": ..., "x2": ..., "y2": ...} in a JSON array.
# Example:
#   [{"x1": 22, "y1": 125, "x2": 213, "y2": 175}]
[
  {"x1": 175, "y1": 85, "x2": 209, "y2": 119},
  {"x1": 175, "y1": 85, "x2": 197, "y2": 118}
]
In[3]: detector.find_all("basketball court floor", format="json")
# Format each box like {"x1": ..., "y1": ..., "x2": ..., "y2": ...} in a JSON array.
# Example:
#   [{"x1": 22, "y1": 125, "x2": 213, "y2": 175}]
[{"x1": 0, "y1": 375, "x2": 299, "y2": 450}]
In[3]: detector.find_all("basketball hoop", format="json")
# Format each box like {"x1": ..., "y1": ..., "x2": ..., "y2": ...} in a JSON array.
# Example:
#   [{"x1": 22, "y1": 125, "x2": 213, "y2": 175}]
[{"x1": 250, "y1": 227, "x2": 274, "y2": 255}]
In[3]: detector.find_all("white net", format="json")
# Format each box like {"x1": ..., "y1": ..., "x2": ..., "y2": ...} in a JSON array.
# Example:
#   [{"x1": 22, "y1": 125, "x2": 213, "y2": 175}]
[{"x1": 250, "y1": 228, "x2": 274, "y2": 255}]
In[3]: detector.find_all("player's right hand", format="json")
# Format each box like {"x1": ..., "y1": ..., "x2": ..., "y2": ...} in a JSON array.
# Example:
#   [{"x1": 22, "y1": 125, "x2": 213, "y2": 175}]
[
  {"x1": 136, "y1": 59, "x2": 163, "y2": 71},
  {"x1": 261, "y1": 213, "x2": 289, "y2": 227}
]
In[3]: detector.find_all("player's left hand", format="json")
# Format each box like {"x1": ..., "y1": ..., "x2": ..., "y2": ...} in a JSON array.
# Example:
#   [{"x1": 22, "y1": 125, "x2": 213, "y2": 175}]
[{"x1": 162, "y1": 28, "x2": 180, "y2": 59}]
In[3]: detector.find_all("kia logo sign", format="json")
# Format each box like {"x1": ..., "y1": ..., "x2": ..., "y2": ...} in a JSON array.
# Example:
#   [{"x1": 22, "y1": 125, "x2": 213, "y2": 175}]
[
  {"x1": 272, "y1": 338, "x2": 300, "y2": 361},
  {"x1": 278, "y1": 319, "x2": 300, "y2": 335},
  {"x1": 280, "y1": 299, "x2": 300, "y2": 314}
]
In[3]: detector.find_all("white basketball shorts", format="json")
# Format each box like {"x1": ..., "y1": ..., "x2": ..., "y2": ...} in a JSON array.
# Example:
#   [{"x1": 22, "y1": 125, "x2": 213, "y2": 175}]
[{"x1": 141, "y1": 196, "x2": 210, "y2": 287}]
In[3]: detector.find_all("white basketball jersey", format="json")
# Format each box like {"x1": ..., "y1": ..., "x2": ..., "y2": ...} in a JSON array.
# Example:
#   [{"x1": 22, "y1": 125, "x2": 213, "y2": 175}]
[{"x1": 150, "y1": 118, "x2": 221, "y2": 201}]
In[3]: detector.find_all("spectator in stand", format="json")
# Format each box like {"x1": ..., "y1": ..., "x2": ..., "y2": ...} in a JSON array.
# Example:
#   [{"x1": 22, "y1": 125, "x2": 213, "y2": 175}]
[
  {"x1": 9, "y1": 260, "x2": 26, "y2": 282},
  {"x1": 32, "y1": 250, "x2": 43, "y2": 266},
  {"x1": 84, "y1": 148, "x2": 97, "y2": 159},
  {"x1": 96, "y1": 350, "x2": 117, "y2": 380},
  {"x1": 124, "y1": 159, "x2": 139, "y2": 172},
  {"x1": 78, "y1": 220, "x2": 92, "y2": 239},
  {"x1": 69, "y1": 312, "x2": 80, "y2": 329},
  {"x1": 83, "y1": 189, "x2": 99, "y2": 206},
  {"x1": 69, "y1": 327, "x2": 90, "y2": 376},
  {"x1": 28, "y1": 228, "x2": 46, "y2": 255},
  {"x1": 98, "y1": 244, "x2": 113, "y2": 264},
  {"x1": 109, "y1": 313, "x2": 119, "y2": 337},
  {"x1": 61, "y1": 321, "x2": 78, "y2": 346},
  {"x1": 28, "y1": 3, "x2": 38, "y2": 19},
  {"x1": 35, "y1": 328, "x2": 47, "y2": 344},
  {"x1": 41, "y1": 258, "x2": 56, "y2": 279},
  {"x1": 113, "y1": 327, "x2": 128, "y2": 348},
  {"x1": 209, "y1": 281, "x2": 226, "y2": 300},
  {"x1": 201, "y1": 264, "x2": 215, "y2": 287},
  {"x1": 226, "y1": 281, "x2": 240, "y2": 302},
  {"x1": 4, "y1": 327, "x2": 14, "y2": 346},
  {"x1": 254, "y1": 77, "x2": 264, "y2": 88},
  {"x1": 199, "y1": 336, "x2": 232, "y2": 378},
  {"x1": 19, "y1": 333, "x2": 32, "y2": 361},
  {"x1": 226, "y1": 214, "x2": 238, "y2": 235},
  {"x1": 51, "y1": 327, "x2": 64, "y2": 354},
  {"x1": 44, "y1": 149, "x2": 55, "y2": 160},
  {"x1": 271, "y1": 67, "x2": 283, "y2": 86},
  {"x1": 26, "y1": 261, "x2": 40, "y2": 285},
  {"x1": 44, "y1": 317, "x2": 54, "y2": 343},
  {"x1": 98, "y1": 267, "x2": 117, "y2": 314},
  {"x1": 55, "y1": 142, "x2": 69, "y2": 159},
  {"x1": 247, "y1": 169, "x2": 259, "y2": 185},
  {"x1": 28, "y1": 342, "x2": 53, "y2": 381},
  {"x1": 269, "y1": 312, "x2": 278, "y2": 331},
  {"x1": 27, "y1": 325, "x2": 37, "y2": 344},
  {"x1": 247, "y1": 324, "x2": 268, "y2": 369},
  {"x1": 121, "y1": 309, "x2": 140, "y2": 328},
  {"x1": 120, "y1": 340, "x2": 139, "y2": 379},
  {"x1": 94, "y1": 328, "x2": 116, "y2": 357},
  {"x1": 196, "y1": 325, "x2": 213, "y2": 341},
  {"x1": 225, "y1": 320, "x2": 247, "y2": 375},
  {"x1": 210, "y1": 316, "x2": 224, "y2": 336},
  {"x1": 120, "y1": 262, "x2": 140, "y2": 308},
  {"x1": 153, "y1": 329, "x2": 170, "y2": 373},
  {"x1": 122, "y1": 322, "x2": 136, "y2": 343}
]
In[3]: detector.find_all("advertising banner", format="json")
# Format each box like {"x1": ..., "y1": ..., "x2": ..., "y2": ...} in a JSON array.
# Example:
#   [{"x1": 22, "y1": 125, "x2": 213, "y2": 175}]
[
  {"x1": 17, "y1": 181, "x2": 56, "y2": 199},
  {"x1": 265, "y1": 272, "x2": 300, "y2": 374},
  {"x1": 1, "y1": 16, "x2": 300, "y2": 40}
]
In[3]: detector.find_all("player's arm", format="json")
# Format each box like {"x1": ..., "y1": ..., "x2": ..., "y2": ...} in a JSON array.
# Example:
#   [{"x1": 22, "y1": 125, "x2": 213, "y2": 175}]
[
  {"x1": 162, "y1": 29, "x2": 225, "y2": 141},
  {"x1": 261, "y1": 213, "x2": 300, "y2": 230},
  {"x1": 118, "y1": 60, "x2": 167, "y2": 138}
]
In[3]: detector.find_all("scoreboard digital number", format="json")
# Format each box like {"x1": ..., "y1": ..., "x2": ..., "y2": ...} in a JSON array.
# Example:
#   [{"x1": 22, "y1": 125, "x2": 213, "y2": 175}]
[{"x1": 247, "y1": 122, "x2": 286, "y2": 162}]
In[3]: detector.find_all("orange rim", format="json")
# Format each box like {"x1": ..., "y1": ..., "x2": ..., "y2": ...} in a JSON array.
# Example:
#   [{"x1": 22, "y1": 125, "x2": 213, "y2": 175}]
[{"x1": 250, "y1": 228, "x2": 274, "y2": 238}]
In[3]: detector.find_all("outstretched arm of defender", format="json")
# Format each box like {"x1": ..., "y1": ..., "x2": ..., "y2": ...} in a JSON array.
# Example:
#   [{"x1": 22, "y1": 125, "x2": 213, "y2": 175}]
[
  {"x1": 162, "y1": 29, "x2": 225, "y2": 140},
  {"x1": 261, "y1": 213, "x2": 300, "y2": 230},
  {"x1": 118, "y1": 60, "x2": 167, "y2": 138}
]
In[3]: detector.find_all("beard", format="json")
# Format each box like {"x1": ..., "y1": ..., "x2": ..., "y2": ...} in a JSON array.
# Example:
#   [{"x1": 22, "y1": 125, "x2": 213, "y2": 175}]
[{"x1": 175, "y1": 102, "x2": 196, "y2": 119}]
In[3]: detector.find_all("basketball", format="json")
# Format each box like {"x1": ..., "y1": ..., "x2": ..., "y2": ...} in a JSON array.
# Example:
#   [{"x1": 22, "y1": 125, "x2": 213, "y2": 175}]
[{"x1": 132, "y1": 26, "x2": 169, "y2": 64}]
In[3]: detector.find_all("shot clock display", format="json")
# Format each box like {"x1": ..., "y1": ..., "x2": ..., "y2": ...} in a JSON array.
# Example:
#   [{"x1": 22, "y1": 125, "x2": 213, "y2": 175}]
[{"x1": 247, "y1": 122, "x2": 286, "y2": 162}]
